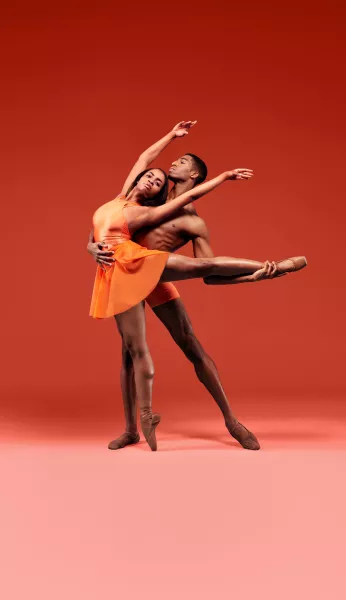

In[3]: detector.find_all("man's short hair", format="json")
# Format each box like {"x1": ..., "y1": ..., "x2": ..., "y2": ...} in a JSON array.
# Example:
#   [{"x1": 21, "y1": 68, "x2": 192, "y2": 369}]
[{"x1": 185, "y1": 153, "x2": 208, "y2": 186}]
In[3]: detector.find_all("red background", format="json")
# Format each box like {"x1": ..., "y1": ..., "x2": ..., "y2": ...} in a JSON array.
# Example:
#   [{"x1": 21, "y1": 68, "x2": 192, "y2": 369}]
[{"x1": 3, "y1": 0, "x2": 346, "y2": 435}]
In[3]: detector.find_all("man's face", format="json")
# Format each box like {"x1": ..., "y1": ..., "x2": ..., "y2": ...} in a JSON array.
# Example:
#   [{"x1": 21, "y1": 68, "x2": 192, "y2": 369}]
[
  {"x1": 136, "y1": 169, "x2": 165, "y2": 199},
  {"x1": 168, "y1": 155, "x2": 198, "y2": 184}
]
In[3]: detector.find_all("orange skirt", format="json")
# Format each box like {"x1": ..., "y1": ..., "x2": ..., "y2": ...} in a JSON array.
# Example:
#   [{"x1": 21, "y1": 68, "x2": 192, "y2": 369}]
[{"x1": 89, "y1": 240, "x2": 169, "y2": 318}]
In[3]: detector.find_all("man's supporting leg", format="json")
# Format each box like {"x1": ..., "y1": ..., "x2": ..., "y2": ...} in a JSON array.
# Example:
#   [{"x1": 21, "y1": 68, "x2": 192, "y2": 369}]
[
  {"x1": 154, "y1": 299, "x2": 234, "y2": 423},
  {"x1": 153, "y1": 298, "x2": 260, "y2": 450}
]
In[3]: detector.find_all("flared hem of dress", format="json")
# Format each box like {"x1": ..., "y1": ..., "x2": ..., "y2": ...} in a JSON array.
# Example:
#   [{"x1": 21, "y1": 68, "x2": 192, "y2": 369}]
[{"x1": 89, "y1": 244, "x2": 170, "y2": 319}]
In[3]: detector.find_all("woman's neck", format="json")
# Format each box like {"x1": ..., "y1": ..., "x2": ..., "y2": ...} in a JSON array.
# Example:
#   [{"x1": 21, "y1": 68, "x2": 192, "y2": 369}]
[{"x1": 126, "y1": 188, "x2": 143, "y2": 203}]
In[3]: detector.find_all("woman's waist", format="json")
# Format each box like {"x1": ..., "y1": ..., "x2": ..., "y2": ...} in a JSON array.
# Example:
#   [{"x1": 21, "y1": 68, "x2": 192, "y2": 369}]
[{"x1": 95, "y1": 234, "x2": 131, "y2": 247}]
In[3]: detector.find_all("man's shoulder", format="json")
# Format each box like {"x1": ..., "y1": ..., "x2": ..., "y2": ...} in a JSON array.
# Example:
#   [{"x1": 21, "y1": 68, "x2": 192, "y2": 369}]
[{"x1": 180, "y1": 211, "x2": 208, "y2": 237}]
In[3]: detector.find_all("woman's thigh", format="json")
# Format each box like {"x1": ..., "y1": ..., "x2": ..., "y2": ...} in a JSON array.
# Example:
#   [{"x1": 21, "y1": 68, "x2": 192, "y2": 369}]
[
  {"x1": 160, "y1": 254, "x2": 214, "y2": 282},
  {"x1": 115, "y1": 302, "x2": 148, "y2": 350}
]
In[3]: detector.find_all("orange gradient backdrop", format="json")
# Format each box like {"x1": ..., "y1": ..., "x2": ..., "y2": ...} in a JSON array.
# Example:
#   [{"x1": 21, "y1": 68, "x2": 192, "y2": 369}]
[{"x1": 3, "y1": 0, "x2": 346, "y2": 428}]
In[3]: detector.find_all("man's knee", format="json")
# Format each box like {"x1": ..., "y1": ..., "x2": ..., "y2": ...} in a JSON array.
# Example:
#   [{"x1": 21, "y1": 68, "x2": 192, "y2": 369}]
[{"x1": 176, "y1": 330, "x2": 205, "y2": 363}]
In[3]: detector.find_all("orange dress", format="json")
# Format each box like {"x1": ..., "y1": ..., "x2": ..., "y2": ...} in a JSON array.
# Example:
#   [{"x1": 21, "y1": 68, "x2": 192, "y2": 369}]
[{"x1": 90, "y1": 196, "x2": 169, "y2": 318}]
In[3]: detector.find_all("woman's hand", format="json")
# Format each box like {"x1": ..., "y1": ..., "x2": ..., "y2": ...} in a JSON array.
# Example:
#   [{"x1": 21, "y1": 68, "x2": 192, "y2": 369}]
[
  {"x1": 87, "y1": 241, "x2": 114, "y2": 271},
  {"x1": 227, "y1": 168, "x2": 254, "y2": 180},
  {"x1": 172, "y1": 120, "x2": 197, "y2": 137}
]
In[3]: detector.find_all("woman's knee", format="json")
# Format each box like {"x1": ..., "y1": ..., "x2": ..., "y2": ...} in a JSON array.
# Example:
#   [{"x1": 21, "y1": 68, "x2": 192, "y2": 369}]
[
  {"x1": 123, "y1": 336, "x2": 154, "y2": 375},
  {"x1": 124, "y1": 335, "x2": 146, "y2": 357},
  {"x1": 121, "y1": 344, "x2": 133, "y2": 369}
]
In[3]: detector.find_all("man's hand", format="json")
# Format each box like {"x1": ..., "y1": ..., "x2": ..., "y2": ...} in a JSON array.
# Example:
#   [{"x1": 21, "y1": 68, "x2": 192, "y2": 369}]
[
  {"x1": 87, "y1": 241, "x2": 114, "y2": 271},
  {"x1": 227, "y1": 168, "x2": 254, "y2": 180},
  {"x1": 172, "y1": 120, "x2": 197, "y2": 137},
  {"x1": 250, "y1": 261, "x2": 280, "y2": 281}
]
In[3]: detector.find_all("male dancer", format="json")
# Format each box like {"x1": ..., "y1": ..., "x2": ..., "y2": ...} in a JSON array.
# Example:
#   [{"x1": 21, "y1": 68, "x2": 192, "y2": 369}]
[{"x1": 88, "y1": 121, "x2": 284, "y2": 450}]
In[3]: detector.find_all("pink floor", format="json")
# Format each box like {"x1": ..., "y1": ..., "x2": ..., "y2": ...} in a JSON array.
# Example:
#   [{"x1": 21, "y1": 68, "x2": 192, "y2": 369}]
[{"x1": 1, "y1": 416, "x2": 346, "y2": 600}]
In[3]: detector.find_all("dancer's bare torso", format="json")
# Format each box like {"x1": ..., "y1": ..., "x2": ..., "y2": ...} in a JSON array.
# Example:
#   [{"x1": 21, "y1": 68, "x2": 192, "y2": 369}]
[{"x1": 134, "y1": 206, "x2": 207, "y2": 254}]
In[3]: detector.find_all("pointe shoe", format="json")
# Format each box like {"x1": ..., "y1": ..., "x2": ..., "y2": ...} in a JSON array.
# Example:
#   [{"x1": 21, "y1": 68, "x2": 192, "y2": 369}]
[
  {"x1": 108, "y1": 432, "x2": 140, "y2": 450},
  {"x1": 140, "y1": 413, "x2": 161, "y2": 451},
  {"x1": 275, "y1": 256, "x2": 307, "y2": 276},
  {"x1": 227, "y1": 421, "x2": 261, "y2": 450}
]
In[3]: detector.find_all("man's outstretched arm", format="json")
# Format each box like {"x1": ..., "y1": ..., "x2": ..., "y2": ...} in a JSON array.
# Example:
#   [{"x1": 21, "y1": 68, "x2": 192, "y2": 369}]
[
  {"x1": 120, "y1": 120, "x2": 197, "y2": 195},
  {"x1": 192, "y1": 220, "x2": 277, "y2": 283}
]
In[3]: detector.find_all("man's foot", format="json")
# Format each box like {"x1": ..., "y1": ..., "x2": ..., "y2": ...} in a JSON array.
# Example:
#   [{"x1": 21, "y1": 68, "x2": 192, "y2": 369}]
[
  {"x1": 140, "y1": 413, "x2": 161, "y2": 451},
  {"x1": 226, "y1": 420, "x2": 261, "y2": 450},
  {"x1": 275, "y1": 256, "x2": 307, "y2": 275},
  {"x1": 108, "y1": 432, "x2": 140, "y2": 450}
]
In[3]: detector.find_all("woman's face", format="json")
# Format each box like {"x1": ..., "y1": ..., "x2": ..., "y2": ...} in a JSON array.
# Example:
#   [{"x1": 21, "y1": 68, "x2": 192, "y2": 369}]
[{"x1": 136, "y1": 169, "x2": 165, "y2": 199}]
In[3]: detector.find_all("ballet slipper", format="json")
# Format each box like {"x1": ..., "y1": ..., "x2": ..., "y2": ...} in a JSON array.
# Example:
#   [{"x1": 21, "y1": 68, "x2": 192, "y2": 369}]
[
  {"x1": 275, "y1": 256, "x2": 307, "y2": 275},
  {"x1": 140, "y1": 413, "x2": 161, "y2": 452},
  {"x1": 226, "y1": 421, "x2": 261, "y2": 450},
  {"x1": 108, "y1": 432, "x2": 140, "y2": 450}
]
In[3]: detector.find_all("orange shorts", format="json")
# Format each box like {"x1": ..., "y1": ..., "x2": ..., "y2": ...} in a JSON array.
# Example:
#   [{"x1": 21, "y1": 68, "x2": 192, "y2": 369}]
[{"x1": 146, "y1": 282, "x2": 180, "y2": 309}]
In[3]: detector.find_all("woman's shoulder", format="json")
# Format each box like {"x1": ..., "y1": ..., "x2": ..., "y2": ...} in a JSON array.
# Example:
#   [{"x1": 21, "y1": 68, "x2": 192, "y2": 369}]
[{"x1": 93, "y1": 195, "x2": 125, "y2": 217}]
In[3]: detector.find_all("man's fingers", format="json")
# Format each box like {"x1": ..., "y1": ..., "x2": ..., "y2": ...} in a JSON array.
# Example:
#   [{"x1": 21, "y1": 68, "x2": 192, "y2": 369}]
[
  {"x1": 255, "y1": 266, "x2": 266, "y2": 280},
  {"x1": 97, "y1": 251, "x2": 114, "y2": 257},
  {"x1": 236, "y1": 171, "x2": 253, "y2": 179}
]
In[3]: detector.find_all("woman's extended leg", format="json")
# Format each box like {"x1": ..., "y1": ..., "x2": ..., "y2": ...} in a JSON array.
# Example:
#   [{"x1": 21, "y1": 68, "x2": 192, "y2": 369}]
[
  {"x1": 115, "y1": 302, "x2": 160, "y2": 451},
  {"x1": 160, "y1": 255, "x2": 306, "y2": 282}
]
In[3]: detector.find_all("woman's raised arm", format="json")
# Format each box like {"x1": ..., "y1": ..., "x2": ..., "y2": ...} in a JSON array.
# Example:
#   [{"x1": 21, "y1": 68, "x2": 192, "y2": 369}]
[{"x1": 129, "y1": 168, "x2": 253, "y2": 233}]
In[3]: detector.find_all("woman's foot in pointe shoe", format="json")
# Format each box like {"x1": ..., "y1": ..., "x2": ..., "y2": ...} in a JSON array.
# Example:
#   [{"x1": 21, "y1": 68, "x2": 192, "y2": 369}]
[
  {"x1": 108, "y1": 431, "x2": 140, "y2": 450},
  {"x1": 275, "y1": 256, "x2": 307, "y2": 276},
  {"x1": 140, "y1": 413, "x2": 161, "y2": 451},
  {"x1": 226, "y1": 420, "x2": 261, "y2": 450}
]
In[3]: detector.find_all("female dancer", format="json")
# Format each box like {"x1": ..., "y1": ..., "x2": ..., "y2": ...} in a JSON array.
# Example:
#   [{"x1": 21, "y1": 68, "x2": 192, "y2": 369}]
[{"x1": 90, "y1": 166, "x2": 306, "y2": 450}]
